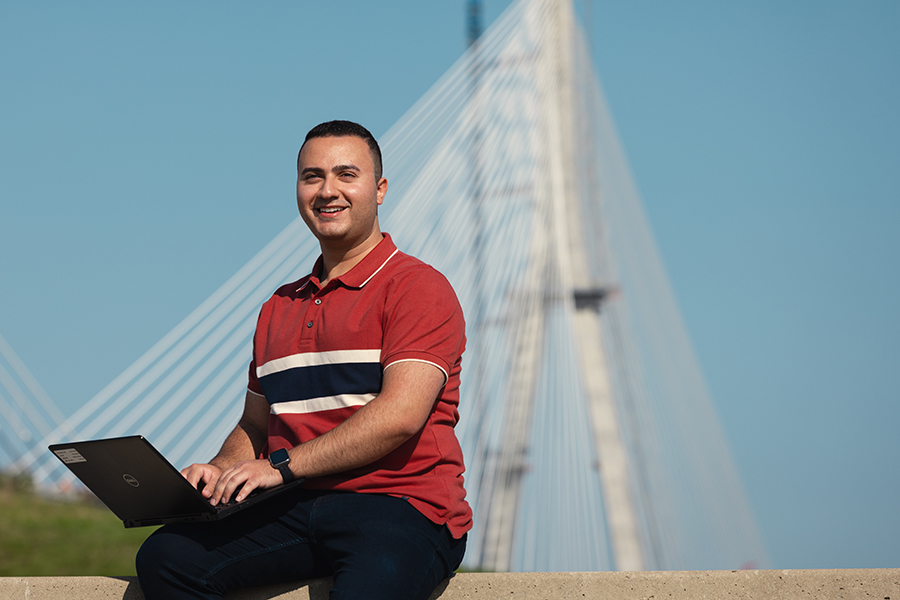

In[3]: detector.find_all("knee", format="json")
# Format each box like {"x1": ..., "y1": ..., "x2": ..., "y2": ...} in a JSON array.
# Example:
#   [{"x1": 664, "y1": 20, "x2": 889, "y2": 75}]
[
  {"x1": 135, "y1": 528, "x2": 207, "y2": 597},
  {"x1": 135, "y1": 531, "x2": 160, "y2": 579},
  {"x1": 136, "y1": 530, "x2": 178, "y2": 585}
]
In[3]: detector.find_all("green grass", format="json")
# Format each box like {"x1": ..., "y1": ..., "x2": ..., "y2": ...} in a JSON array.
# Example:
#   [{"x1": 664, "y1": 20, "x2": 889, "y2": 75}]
[
  {"x1": 1, "y1": 472, "x2": 478, "y2": 578},
  {"x1": 0, "y1": 472, "x2": 157, "y2": 576}
]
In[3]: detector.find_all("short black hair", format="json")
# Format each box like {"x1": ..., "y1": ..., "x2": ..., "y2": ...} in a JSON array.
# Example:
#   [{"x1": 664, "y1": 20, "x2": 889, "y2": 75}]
[{"x1": 299, "y1": 120, "x2": 383, "y2": 181}]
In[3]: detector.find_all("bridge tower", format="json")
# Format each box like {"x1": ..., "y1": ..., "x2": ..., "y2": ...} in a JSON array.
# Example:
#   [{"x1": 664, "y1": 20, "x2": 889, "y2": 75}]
[{"x1": 474, "y1": 0, "x2": 642, "y2": 572}]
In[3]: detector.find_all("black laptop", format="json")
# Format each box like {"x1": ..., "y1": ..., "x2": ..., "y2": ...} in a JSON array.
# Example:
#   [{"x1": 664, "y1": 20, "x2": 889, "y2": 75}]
[{"x1": 49, "y1": 435, "x2": 303, "y2": 528}]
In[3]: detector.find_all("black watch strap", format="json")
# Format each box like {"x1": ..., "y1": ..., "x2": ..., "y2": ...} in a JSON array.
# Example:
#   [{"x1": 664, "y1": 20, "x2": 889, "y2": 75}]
[{"x1": 268, "y1": 448, "x2": 294, "y2": 484}]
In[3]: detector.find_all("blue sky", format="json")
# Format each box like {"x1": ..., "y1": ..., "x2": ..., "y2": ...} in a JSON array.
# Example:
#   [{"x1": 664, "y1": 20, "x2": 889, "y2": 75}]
[{"x1": 1, "y1": 0, "x2": 898, "y2": 570}]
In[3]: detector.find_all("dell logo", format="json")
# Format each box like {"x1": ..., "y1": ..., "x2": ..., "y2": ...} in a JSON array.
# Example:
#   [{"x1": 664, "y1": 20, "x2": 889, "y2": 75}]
[{"x1": 123, "y1": 474, "x2": 140, "y2": 487}]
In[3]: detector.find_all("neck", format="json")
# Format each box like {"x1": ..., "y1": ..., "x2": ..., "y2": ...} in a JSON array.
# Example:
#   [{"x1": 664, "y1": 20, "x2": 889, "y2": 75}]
[{"x1": 318, "y1": 229, "x2": 384, "y2": 286}]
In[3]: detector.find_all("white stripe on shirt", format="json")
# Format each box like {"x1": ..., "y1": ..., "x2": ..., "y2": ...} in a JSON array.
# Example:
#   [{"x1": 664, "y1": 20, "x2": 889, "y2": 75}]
[{"x1": 257, "y1": 349, "x2": 382, "y2": 378}]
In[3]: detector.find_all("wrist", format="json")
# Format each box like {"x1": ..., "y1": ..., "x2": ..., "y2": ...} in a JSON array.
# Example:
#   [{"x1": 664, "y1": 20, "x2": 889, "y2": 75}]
[
  {"x1": 268, "y1": 448, "x2": 294, "y2": 484},
  {"x1": 208, "y1": 458, "x2": 228, "y2": 472}
]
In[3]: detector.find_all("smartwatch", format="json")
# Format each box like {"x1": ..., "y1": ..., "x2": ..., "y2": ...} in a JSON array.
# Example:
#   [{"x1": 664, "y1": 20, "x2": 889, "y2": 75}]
[{"x1": 268, "y1": 448, "x2": 294, "y2": 484}]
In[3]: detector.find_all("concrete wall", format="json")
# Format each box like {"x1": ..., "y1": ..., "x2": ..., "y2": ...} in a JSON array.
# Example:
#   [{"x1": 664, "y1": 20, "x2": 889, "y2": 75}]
[{"x1": 2, "y1": 570, "x2": 898, "y2": 600}]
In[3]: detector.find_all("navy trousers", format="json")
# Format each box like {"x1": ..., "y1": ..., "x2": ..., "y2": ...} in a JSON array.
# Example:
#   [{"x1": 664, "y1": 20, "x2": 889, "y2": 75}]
[{"x1": 136, "y1": 490, "x2": 466, "y2": 600}]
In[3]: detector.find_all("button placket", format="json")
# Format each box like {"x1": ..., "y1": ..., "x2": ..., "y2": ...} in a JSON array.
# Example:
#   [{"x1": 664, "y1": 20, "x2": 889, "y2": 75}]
[{"x1": 306, "y1": 295, "x2": 323, "y2": 331}]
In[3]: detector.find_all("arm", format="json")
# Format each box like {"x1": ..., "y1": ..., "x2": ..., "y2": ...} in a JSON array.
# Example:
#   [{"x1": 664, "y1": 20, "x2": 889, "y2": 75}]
[
  {"x1": 181, "y1": 389, "x2": 270, "y2": 497},
  {"x1": 208, "y1": 360, "x2": 445, "y2": 505},
  {"x1": 289, "y1": 359, "x2": 445, "y2": 477}
]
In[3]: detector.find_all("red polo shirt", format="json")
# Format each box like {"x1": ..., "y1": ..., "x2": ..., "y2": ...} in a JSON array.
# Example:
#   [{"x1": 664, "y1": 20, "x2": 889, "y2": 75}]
[{"x1": 247, "y1": 234, "x2": 472, "y2": 537}]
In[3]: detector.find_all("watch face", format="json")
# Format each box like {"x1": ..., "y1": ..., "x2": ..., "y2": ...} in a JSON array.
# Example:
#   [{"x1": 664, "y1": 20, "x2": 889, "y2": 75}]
[{"x1": 270, "y1": 448, "x2": 289, "y2": 465}]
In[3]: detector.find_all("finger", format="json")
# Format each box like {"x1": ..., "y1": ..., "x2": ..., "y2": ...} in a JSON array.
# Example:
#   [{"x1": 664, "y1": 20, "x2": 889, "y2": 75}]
[
  {"x1": 209, "y1": 470, "x2": 231, "y2": 505},
  {"x1": 181, "y1": 464, "x2": 203, "y2": 489},
  {"x1": 182, "y1": 464, "x2": 217, "y2": 496},
  {"x1": 212, "y1": 466, "x2": 246, "y2": 505},
  {"x1": 233, "y1": 476, "x2": 259, "y2": 503},
  {"x1": 198, "y1": 468, "x2": 219, "y2": 497}
]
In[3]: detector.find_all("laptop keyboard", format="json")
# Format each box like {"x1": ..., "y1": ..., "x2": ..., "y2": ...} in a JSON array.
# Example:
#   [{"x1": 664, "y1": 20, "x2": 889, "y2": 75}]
[{"x1": 213, "y1": 488, "x2": 261, "y2": 511}]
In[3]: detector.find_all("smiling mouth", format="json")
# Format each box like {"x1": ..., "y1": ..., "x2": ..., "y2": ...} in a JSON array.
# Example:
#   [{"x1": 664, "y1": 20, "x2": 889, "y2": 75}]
[{"x1": 317, "y1": 207, "x2": 346, "y2": 214}]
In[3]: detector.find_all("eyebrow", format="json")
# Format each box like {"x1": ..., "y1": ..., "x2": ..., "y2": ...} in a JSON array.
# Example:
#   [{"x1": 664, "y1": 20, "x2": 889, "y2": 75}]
[{"x1": 300, "y1": 163, "x2": 361, "y2": 176}]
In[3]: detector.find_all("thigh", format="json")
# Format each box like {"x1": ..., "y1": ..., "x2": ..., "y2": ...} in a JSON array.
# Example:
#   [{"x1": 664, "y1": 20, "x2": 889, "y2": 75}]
[
  {"x1": 136, "y1": 491, "x2": 328, "y2": 600},
  {"x1": 311, "y1": 493, "x2": 466, "y2": 600}
]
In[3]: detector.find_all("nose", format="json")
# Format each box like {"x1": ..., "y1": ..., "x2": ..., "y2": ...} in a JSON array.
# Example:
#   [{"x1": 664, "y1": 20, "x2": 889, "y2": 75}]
[{"x1": 318, "y1": 174, "x2": 338, "y2": 199}]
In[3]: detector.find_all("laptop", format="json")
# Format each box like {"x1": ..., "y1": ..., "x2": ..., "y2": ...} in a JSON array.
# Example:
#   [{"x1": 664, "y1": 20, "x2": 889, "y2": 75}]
[{"x1": 49, "y1": 435, "x2": 304, "y2": 528}]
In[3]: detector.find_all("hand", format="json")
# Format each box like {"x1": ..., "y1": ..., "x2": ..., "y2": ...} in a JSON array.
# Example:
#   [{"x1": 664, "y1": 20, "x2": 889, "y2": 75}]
[
  {"x1": 181, "y1": 463, "x2": 223, "y2": 499},
  {"x1": 208, "y1": 458, "x2": 283, "y2": 506}
]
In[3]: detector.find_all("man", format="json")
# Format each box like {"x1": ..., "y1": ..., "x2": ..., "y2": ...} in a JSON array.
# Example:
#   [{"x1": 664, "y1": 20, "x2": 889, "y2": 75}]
[{"x1": 136, "y1": 120, "x2": 471, "y2": 600}]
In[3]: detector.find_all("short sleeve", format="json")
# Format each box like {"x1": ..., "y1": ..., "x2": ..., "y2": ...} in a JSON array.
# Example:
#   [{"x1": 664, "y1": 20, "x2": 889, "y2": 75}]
[
  {"x1": 380, "y1": 266, "x2": 466, "y2": 382},
  {"x1": 247, "y1": 357, "x2": 263, "y2": 396},
  {"x1": 247, "y1": 304, "x2": 265, "y2": 396}
]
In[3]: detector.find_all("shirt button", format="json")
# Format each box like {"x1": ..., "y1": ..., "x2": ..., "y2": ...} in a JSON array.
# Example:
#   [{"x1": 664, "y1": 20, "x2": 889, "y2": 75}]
[
  {"x1": 315, "y1": 299, "x2": 322, "y2": 305},
  {"x1": 306, "y1": 322, "x2": 313, "y2": 328}
]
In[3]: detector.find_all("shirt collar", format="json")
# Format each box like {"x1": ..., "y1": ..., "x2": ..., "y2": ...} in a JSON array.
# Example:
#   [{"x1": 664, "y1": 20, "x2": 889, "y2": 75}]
[{"x1": 297, "y1": 233, "x2": 399, "y2": 292}]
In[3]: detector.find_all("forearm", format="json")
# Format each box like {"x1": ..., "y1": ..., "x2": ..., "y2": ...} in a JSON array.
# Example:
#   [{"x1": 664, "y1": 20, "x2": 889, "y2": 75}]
[
  {"x1": 204, "y1": 363, "x2": 443, "y2": 505},
  {"x1": 288, "y1": 400, "x2": 415, "y2": 478},
  {"x1": 209, "y1": 391, "x2": 270, "y2": 469},
  {"x1": 288, "y1": 361, "x2": 444, "y2": 479},
  {"x1": 209, "y1": 422, "x2": 263, "y2": 470}
]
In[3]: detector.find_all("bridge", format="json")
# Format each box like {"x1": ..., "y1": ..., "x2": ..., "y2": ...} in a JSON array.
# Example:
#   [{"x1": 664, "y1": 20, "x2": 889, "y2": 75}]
[{"x1": 2, "y1": 0, "x2": 767, "y2": 573}]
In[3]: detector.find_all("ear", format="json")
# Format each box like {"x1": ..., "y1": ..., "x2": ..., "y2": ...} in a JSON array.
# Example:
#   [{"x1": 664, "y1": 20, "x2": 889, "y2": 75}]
[{"x1": 376, "y1": 177, "x2": 388, "y2": 205}]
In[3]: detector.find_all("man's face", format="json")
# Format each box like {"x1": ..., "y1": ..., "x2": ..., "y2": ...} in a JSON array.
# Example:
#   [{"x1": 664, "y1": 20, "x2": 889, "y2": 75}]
[{"x1": 296, "y1": 135, "x2": 387, "y2": 248}]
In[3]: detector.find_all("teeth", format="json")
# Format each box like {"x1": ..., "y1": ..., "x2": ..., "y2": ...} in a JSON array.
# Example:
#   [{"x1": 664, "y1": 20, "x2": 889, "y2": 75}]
[{"x1": 319, "y1": 207, "x2": 344, "y2": 213}]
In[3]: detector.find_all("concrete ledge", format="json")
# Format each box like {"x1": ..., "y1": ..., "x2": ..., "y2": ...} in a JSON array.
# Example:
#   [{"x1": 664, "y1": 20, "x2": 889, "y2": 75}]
[{"x1": 1, "y1": 569, "x2": 898, "y2": 599}]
